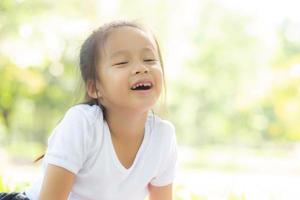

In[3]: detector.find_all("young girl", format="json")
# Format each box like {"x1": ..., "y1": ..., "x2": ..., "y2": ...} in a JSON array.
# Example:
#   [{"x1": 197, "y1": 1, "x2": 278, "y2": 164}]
[{"x1": 0, "y1": 21, "x2": 177, "y2": 200}]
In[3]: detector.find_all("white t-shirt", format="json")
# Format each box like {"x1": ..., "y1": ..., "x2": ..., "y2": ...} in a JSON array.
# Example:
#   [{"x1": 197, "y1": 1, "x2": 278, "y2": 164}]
[{"x1": 25, "y1": 104, "x2": 177, "y2": 200}]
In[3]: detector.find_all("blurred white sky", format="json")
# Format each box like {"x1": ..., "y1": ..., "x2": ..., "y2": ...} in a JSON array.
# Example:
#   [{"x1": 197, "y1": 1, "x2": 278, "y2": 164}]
[{"x1": 218, "y1": 0, "x2": 300, "y2": 23}]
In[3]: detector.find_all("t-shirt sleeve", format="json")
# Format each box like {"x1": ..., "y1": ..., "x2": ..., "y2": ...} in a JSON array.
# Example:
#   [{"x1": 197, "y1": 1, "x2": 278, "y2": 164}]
[
  {"x1": 44, "y1": 106, "x2": 90, "y2": 174},
  {"x1": 150, "y1": 123, "x2": 178, "y2": 187}
]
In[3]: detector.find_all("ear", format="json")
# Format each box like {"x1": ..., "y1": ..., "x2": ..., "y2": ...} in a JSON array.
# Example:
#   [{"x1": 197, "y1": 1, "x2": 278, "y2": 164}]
[{"x1": 87, "y1": 79, "x2": 102, "y2": 99}]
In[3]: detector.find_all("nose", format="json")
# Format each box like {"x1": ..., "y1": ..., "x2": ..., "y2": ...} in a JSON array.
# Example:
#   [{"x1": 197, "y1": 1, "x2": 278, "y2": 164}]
[{"x1": 132, "y1": 64, "x2": 149, "y2": 75}]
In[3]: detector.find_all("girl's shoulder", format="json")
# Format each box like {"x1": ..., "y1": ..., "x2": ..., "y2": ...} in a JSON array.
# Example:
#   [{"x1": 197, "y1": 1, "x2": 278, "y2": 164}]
[
  {"x1": 48, "y1": 104, "x2": 104, "y2": 156},
  {"x1": 64, "y1": 103, "x2": 103, "y2": 125},
  {"x1": 52, "y1": 104, "x2": 104, "y2": 143},
  {"x1": 148, "y1": 114, "x2": 176, "y2": 143}
]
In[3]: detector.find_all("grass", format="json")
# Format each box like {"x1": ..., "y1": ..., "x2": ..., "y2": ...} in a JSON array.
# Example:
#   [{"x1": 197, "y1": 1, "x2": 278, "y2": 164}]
[
  {"x1": 0, "y1": 175, "x2": 31, "y2": 193},
  {"x1": 0, "y1": 176, "x2": 10, "y2": 192}
]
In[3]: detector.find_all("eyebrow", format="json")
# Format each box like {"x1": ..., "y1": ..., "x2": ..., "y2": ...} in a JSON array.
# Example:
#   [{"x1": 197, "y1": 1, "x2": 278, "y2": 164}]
[{"x1": 110, "y1": 47, "x2": 156, "y2": 58}]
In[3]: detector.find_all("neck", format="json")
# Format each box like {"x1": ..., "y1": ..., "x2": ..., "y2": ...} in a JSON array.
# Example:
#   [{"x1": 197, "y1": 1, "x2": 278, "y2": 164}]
[{"x1": 104, "y1": 108, "x2": 149, "y2": 141}]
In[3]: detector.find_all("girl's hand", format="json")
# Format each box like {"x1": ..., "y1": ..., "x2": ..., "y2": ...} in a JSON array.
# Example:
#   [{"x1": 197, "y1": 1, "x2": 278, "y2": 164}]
[
  {"x1": 148, "y1": 183, "x2": 173, "y2": 200},
  {"x1": 39, "y1": 164, "x2": 75, "y2": 200}
]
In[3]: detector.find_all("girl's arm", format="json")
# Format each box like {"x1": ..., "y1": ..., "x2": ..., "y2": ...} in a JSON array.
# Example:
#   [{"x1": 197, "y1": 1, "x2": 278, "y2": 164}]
[
  {"x1": 39, "y1": 164, "x2": 76, "y2": 200},
  {"x1": 148, "y1": 183, "x2": 173, "y2": 200}
]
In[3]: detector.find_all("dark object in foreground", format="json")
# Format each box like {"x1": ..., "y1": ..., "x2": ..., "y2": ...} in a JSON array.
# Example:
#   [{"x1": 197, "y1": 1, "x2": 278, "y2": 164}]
[{"x1": 0, "y1": 192, "x2": 30, "y2": 200}]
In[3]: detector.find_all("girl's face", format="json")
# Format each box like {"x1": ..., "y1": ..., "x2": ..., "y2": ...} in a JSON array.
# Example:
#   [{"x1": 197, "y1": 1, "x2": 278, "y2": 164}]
[{"x1": 96, "y1": 26, "x2": 163, "y2": 113}]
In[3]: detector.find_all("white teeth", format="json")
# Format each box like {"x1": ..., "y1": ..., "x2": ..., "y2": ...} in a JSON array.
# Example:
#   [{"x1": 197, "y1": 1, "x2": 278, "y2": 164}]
[{"x1": 131, "y1": 82, "x2": 152, "y2": 89}]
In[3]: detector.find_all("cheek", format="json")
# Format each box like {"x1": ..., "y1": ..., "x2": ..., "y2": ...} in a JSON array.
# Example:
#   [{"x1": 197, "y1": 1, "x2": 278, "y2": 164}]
[
  {"x1": 102, "y1": 68, "x2": 127, "y2": 84},
  {"x1": 153, "y1": 67, "x2": 163, "y2": 90},
  {"x1": 98, "y1": 70, "x2": 120, "y2": 95}
]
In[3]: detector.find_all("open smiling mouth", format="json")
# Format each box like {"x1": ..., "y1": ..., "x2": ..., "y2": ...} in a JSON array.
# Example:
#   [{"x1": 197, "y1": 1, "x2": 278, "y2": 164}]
[{"x1": 131, "y1": 83, "x2": 153, "y2": 91}]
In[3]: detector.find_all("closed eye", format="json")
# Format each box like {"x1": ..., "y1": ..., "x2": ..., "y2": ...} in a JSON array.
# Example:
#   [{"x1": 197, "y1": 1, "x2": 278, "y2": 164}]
[
  {"x1": 113, "y1": 61, "x2": 129, "y2": 66},
  {"x1": 144, "y1": 59, "x2": 158, "y2": 62}
]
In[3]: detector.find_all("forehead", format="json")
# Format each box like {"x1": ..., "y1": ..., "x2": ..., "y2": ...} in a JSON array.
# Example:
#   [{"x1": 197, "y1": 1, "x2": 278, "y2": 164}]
[{"x1": 103, "y1": 26, "x2": 158, "y2": 55}]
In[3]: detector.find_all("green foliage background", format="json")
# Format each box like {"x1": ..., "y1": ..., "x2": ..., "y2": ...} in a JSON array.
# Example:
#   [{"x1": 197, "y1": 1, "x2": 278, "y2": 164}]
[{"x1": 1, "y1": 0, "x2": 299, "y2": 147}]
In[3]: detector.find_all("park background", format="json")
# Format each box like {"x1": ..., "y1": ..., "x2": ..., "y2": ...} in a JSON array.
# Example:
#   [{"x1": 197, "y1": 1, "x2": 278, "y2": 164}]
[{"x1": 1, "y1": 0, "x2": 300, "y2": 199}]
